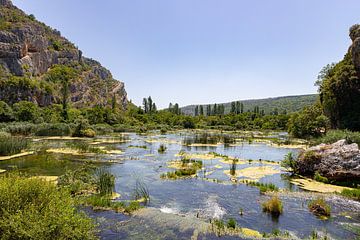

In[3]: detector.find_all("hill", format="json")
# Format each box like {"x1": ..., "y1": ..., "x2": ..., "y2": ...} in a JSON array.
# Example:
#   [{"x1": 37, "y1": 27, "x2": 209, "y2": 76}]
[
  {"x1": 180, "y1": 94, "x2": 318, "y2": 115},
  {"x1": 0, "y1": 0, "x2": 127, "y2": 108}
]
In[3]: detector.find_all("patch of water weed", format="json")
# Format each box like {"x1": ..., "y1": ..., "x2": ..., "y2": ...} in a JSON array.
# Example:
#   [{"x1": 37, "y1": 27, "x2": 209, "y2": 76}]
[
  {"x1": 158, "y1": 144, "x2": 167, "y2": 153},
  {"x1": 262, "y1": 196, "x2": 283, "y2": 217},
  {"x1": 340, "y1": 188, "x2": 360, "y2": 201},
  {"x1": 65, "y1": 141, "x2": 105, "y2": 154},
  {"x1": 0, "y1": 136, "x2": 29, "y2": 156},
  {"x1": 308, "y1": 197, "x2": 331, "y2": 218}
]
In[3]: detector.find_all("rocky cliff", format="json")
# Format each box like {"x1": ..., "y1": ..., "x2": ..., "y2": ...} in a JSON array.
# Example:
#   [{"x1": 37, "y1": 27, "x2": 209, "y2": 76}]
[
  {"x1": 0, "y1": 0, "x2": 127, "y2": 108},
  {"x1": 297, "y1": 140, "x2": 360, "y2": 181}
]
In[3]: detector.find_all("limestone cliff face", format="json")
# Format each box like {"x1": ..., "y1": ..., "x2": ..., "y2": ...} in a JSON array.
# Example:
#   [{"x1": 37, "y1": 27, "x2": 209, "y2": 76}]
[{"x1": 0, "y1": 0, "x2": 127, "y2": 108}]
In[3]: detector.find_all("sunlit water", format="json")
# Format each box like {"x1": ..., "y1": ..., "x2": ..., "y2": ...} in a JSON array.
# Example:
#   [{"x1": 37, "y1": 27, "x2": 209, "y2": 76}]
[{"x1": 1, "y1": 131, "x2": 359, "y2": 239}]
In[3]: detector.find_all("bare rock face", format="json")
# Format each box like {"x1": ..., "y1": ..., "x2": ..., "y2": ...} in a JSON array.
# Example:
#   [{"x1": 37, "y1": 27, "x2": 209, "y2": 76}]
[
  {"x1": 0, "y1": 1, "x2": 128, "y2": 109},
  {"x1": 297, "y1": 140, "x2": 360, "y2": 181},
  {"x1": 350, "y1": 24, "x2": 360, "y2": 71}
]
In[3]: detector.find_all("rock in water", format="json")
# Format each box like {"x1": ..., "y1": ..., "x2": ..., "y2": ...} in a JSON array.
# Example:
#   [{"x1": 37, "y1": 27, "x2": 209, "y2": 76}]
[
  {"x1": 297, "y1": 140, "x2": 360, "y2": 181},
  {"x1": 0, "y1": 1, "x2": 127, "y2": 109}
]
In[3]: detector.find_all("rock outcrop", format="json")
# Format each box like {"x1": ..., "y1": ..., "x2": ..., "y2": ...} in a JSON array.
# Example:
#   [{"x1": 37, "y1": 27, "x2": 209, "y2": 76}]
[
  {"x1": 297, "y1": 140, "x2": 360, "y2": 181},
  {"x1": 0, "y1": 0, "x2": 127, "y2": 108}
]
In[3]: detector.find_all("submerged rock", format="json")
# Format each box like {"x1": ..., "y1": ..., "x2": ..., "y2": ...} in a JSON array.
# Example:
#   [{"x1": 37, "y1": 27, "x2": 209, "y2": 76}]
[{"x1": 297, "y1": 140, "x2": 360, "y2": 181}]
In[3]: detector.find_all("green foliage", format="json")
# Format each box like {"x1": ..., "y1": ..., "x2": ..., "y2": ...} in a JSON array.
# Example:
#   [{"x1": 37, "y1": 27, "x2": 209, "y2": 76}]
[
  {"x1": 244, "y1": 181, "x2": 279, "y2": 193},
  {"x1": 0, "y1": 101, "x2": 14, "y2": 122},
  {"x1": 65, "y1": 141, "x2": 104, "y2": 154},
  {"x1": 312, "y1": 129, "x2": 360, "y2": 146},
  {"x1": 13, "y1": 101, "x2": 41, "y2": 123},
  {"x1": 287, "y1": 104, "x2": 329, "y2": 138},
  {"x1": 0, "y1": 136, "x2": 29, "y2": 156},
  {"x1": 317, "y1": 52, "x2": 360, "y2": 131},
  {"x1": 281, "y1": 152, "x2": 297, "y2": 171},
  {"x1": 96, "y1": 169, "x2": 115, "y2": 196},
  {"x1": 340, "y1": 188, "x2": 360, "y2": 201},
  {"x1": 314, "y1": 171, "x2": 329, "y2": 183},
  {"x1": 0, "y1": 174, "x2": 97, "y2": 239},
  {"x1": 161, "y1": 168, "x2": 197, "y2": 179},
  {"x1": 35, "y1": 123, "x2": 71, "y2": 136},
  {"x1": 132, "y1": 179, "x2": 150, "y2": 204},
  {"x1": 226, "y1": 218, "x2": 237, "y2": 229},
  {"x1": 262, "y1": 196, "x2": 283, "y2": 217},
  {"x1": 58, "y1": 166, "x2": 97, "y2": 195},
  {"x1": 158, "y1": 144, "x2": 167, "y2": 153},
  {"x1": 308, "y1": 197, "x2": 331, "y2": 217},
  {"x1": 72, "y1": 117, "x2": 95, "y2": 137}
]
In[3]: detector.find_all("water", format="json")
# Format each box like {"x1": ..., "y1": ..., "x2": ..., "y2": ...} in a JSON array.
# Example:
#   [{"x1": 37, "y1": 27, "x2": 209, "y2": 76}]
[{"x1": 1, "y1": 130, "x2": 359, "y2": 239}]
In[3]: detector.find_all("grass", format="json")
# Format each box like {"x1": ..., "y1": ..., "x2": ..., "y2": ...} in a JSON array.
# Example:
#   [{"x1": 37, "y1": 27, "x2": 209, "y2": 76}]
[
  {"x1": 65, "y1": 141, "x2": 105, "y2": 154},
  {"x1": 312, "y1": 129, "x2": 360, "y2": 146},
  {"x1": 128, "y1": 144, "x2": 147, "y2": 149},
  {"x1": 0, "y1": 174, "x2": 97, "y2": 239},
  {"x1": 314, "y1": 171, "x2": 329, "y2": 183},
  {"x1": 35, "y1": 123, "x2": 71, "y2": 136},
  {"x1": 308, "y1": 197, "x2": 331, "y2": 217},
  {"x1": 0, "y1": 136, "x2": 29, "y2": 156},
  {"x1": 262, "y1": 196, "x2": 283, "y2": 217},
  {"x1": 83, "y1": 194, "x2": 142, "y2": 214},
  {"x1": 243, "y1": 180, "x2": 279, "y2": 193},
  {"x1": 96, "y1": 169, "x2": 115, "y2": 196},
  {"x1": 158, "y1": 144, "x2": 167, "y2": 153},
  {"x1": 161, "y1": 168, "x2": 197, "y2": 179},
  {"x1": 340, "y1": 188, "x2": 360, "y2": 201},
  {"x1": 132, "y1": 179, "x2": 150, "y2": 204}
]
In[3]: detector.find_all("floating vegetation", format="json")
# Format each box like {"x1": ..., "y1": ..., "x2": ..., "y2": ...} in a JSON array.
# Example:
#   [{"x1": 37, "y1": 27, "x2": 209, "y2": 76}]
[
  {"x1": 262, "y1": 196, "x2": 283, "y2": 217},
  {"x1": 290, "y1": 177, "x2": 353, "y2": 193},
  {"x1": 0, "y1": 136, "x2": 29, "y2": 156},
  {"x1": 308, "y1": 197, "x2": 331, "y2": 218},
  {"x1": 65, "y1": 141, "x2": 105, "y2": 154},
  {"x1": 224, "y1": 166, "x2": 281, "y2": 180},
  {"x1": 83, "y1": 195, "x2": 142, "y2": 214},
  {"x1": 160, "y1": 168, "x2": 197, "y2": 179}
]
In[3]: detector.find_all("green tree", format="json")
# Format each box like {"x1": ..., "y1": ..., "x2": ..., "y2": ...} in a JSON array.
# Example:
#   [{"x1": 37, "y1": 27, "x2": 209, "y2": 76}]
[
  {"x1": 143, "y1": 98, "x2": 148, "y2": 113},
  {"x1": 317, "y1": 52, "x2": 360, "y2": 130},
  {"x1": 0, "y1": 101, "x2": 14, "y2": 122},
  {"x1": 194, "y1": 105, "x2": 199, "y2": 116},
  {"x1": 199, "y1": 105, "x2": 204, "y2": 115},
  {"x1": 13, "y1": 101, "x2": 40, "y2": 122},
  {"x1": 231, "y1": 102, "x2": 236, "y2": 114}
]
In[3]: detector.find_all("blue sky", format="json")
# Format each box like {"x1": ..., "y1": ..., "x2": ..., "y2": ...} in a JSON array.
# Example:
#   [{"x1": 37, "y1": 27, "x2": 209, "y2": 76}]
[{"x1": 12, "y1": 0, "x2": 360, "y2": 108}]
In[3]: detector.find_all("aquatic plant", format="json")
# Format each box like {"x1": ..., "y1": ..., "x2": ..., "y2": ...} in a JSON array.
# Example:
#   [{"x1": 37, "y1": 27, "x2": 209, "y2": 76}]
[
  {"x1": 158, "y1": 144, "x2": 167, "y2": 153},
  {"x1": 340, "y1": 188, "x2": 360, "y2": 201},
  {"x1": 161, "y1": 168, "x2": 197, "y2": 179},
  {"x1": 314, "y1": 171, "x2": 329, "y2": 183},
  {"x1": 96, "y1": 168, "x2": 115, "y2": 196},
  {"x1": 0, "y1": 136, "x2": 29, "y2": 156},
  {"x1": 244, "y1": 181, "x2": 279, "y2": 193},
  {"x1": 58, "y1": 166, "x2": 97, "y2": 195},
  {"x1": 128, "y1": 144, "x2": 147, "y2": 149},
  {"x1": 226, "y1": 218, "x2": 237, "y2": 229},
  {"x1": 230, "y1": 160, "x2": 237, "y2": 176},
  {"x1": 83, "y1": 195, "x2": 142, "y2": 214},
  {"x1": 262, "y1": 196, "x2": 283, "y2": 217},
  {"x1": 0, "y1": 174, "x2": 96, "y2": 239},
  {"x1": 308, "y1": 197, "x2": 331, "y2": 217},
  {"x1": 65, "y1": 141, "x2": 105, "y2": 154},
  {"x1": 132, "y1": 179, "x2": 150, "y2": 204}
]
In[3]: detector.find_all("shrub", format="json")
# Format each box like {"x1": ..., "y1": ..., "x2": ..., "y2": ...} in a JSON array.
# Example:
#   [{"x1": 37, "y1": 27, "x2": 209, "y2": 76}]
[
  {"x1": 281, "y1": 152, "x2": 297, "y2": 171},
  {"x1": 0, "y1": 174, "x2": 97, "y2": 239},
  {"x1": 13, "y1": 101, "x2": 40, "y2": 123},
  {"x1": 0, "y1": 101, "x2": 14, "y2": 122},
  {"x1": 0, "y1": 136, "x2": 29, "y2": 156},
  {"x1": 82, "y1": 128, "x2": 96, "y2": 138},
  {"x1": 308, "y1": 197, "x2": 331, "y2": 217},
  {"x1": 226, "y1": 218, "x2": 237, "y2": 229},
  {"x1": 262, "y1": 196, "x2": 283, "y2": 217},
  {"x1": 3, "y1": 122, "x2": 37, "y2": 136},
  {"x1": 72, "y1": 117, "x2": 95, "y2": 138},
  {"x1": 312, "y1": 129, "x2": 360, "y2": 146},
  {"x1": 314, "y1": 171, "x2": 329, "y2": 183}
]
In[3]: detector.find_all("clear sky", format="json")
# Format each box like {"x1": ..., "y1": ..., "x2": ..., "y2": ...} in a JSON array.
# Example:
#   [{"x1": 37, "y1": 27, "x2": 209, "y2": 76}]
[{"x1": 12, "y1": 0, "x2": 360, "y2": 108}]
